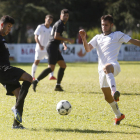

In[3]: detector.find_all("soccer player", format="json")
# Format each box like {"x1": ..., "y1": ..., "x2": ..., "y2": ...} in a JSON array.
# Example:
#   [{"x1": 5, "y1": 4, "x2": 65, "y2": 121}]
[
  {"x1": 0, "y1": 15, "x2": 32, "y2": 129},
  {"x1": 32, "y1": 9, "x2": 74, "y2": 92},
  {"x1": 79, "y1": 15, "x2": 140, "y2": 125},
  {"x1": 31, "y1": 15, "x2": 57, "y2": 80}
]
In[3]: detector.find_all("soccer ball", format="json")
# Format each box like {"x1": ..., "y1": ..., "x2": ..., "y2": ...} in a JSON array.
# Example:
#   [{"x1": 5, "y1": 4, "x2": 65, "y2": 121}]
[{"x1": 56, "y1": 100, "x2": 72, "y2": 115}]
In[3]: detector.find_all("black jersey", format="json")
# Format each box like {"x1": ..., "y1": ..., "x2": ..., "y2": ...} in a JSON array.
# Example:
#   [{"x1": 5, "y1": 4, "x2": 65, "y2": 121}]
[
  {"x1": 0, "y1": 35, "x2": 10, "y2": 66},
  {"x1": 48, "y1": 19, "x2": 65, "y2": 46}
]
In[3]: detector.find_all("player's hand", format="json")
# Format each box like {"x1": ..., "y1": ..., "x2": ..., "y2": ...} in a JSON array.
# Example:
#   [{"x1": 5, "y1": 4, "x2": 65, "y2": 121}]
[
  {"x1": 63, "y1": 42, "x2": 67, "y2": 50},
  {"x1": 40, "y1": 45, "x2": 44, "y2": 50},
  {"x1": 79, "y1": 29, "x2": 86, "y2": 39}
]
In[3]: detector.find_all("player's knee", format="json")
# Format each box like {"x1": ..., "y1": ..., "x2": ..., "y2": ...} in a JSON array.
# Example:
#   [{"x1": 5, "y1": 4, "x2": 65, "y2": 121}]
[
  {"x1": 103, "y1": 65, "x2": 112, "y2": 74},
  {"x1": 63, "y1": 64, "x2": 67, "y2": 69},
  {"x1": 26, "y1": 74, "x2": 33, "y2": 83}
]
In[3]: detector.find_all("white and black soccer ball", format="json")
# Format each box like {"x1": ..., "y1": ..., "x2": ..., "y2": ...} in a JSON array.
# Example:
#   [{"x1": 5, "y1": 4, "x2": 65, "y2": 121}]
[{"x1": 56, "y1": 100, "x2": 72, "y2": 115}]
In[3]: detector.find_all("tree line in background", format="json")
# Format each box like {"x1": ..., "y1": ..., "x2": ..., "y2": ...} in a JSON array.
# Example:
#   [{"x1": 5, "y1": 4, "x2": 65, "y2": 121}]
[{"x1": 0, "y1": 0, "x2": 140, "y2": 43}]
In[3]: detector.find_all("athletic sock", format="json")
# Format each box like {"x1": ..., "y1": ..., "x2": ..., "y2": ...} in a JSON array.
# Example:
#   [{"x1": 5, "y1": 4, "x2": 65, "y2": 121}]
[
  {"x1": 37, "y1": 68, "x2": 52, "y2": 81},
  {"x1": 57, "y1": 68, "x2": 65, "y2": 84},
  {"x1": 50, "y1": 71, "x2": 54, "y2": 77},
  {"x1": 109, "y1": 101, "x2": 121, "y2": 118},
  {"x1": 31, "y1": 63, "x2": 37, "y2": 78},
  {"x1": 106, "y1": 73, "x2": 116, "y2": 94},
  {"x1": 15, "y1": 81, "x2": 31, "y2": 113}
]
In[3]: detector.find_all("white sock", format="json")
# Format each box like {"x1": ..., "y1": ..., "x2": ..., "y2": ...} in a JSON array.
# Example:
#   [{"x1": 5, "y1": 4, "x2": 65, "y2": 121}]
[
  {"x1": 50, "y1": 71, "x2": 54, "y2": 77},
  {"x1": 109, "y1": 101, "x2": 121, "y2": 118},
  {"x1": 106, "y1": 73, "x2": 116, "y2": 94},
  {"x1": 56, "y1": 83, "x2": 60, "y2": 85},
  {"x1": 31, "y1": 63, "x2": 37, "y2": 78}
]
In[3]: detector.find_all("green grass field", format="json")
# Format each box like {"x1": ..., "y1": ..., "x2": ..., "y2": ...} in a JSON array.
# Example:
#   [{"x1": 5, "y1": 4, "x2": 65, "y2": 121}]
[{"x1": 0, "y1": 61, "x2": 140, "y2": 140}]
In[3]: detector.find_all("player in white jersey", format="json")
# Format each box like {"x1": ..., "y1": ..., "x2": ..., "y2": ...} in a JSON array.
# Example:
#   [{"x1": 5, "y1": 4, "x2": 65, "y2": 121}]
[
  {"x1": 31, "y1": 15, "x2": 57, "y2": 80},
  {"x1": 79, "y1": 15, "x2": 140, "y2": 125}
]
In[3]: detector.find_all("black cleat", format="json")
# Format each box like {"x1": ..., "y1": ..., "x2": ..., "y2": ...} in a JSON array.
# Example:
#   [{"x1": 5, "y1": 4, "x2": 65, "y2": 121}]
[
  {"x1": 54, "y1": 85, "x2": 64, "y2": 91},
  {"x1": 12, "y1": 124, "x2": 25, "y2": 129},
  {"x1": 112, "y1": 91, "x2": 120, "y2": 102},
  {"x1": 32, "y1": 80, "x2": 38, "y2": 92}
]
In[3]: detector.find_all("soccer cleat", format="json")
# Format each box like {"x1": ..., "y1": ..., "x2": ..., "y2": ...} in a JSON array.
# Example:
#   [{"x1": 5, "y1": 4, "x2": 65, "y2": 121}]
[
  {"x1": 112, "y1": 91, "x2": 120, "y2": 102},
  {"x1": 49, "y1": 76, "x2": 57, "y2": 80},
  {"x1": 114, "y1": 114, "x2": 125, "y2": 125},
  {"x1": 54, "y1": 85, "x2": 64, "y2": 91},
  {"x1": 32, "y1": 80, "x2": 38, "y2": 92},
  {"x1": 12, "y1": 124, "x2": 25, "y2": 129},
  {"x1": 11, "y1": 106, "x2": 22, "y2": 123}
]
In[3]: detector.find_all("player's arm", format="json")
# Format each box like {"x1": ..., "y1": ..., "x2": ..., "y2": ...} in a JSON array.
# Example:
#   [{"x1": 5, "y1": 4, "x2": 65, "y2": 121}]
[
  {"x1": 62, "y1": 42, "x2": 67, "y2": 50},
  {"x1": 79, "y1": 29, "x2": 93, "y2": 52},
  {"x1": 34, "y1": 35, "x2": 44, "y2": 50},
  {"x1": 128, "y1": 39, "x2": 140, "y2": 47},
  {"x1": 54, "y1": 32, "x2": 74, "y2": 44}
]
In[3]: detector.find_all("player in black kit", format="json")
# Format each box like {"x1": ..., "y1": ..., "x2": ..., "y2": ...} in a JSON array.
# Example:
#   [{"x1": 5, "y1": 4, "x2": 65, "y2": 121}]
[
  {"x1": 32, "y1": 9, "x2": 74, "y2": 91},
  {"x1": 0, "y1": 15, "x2": 32, "y2": 129}
]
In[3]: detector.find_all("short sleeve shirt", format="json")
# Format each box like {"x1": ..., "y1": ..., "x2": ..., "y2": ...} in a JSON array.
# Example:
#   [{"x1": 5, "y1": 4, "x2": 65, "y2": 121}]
[
  {"x1": 88, "y1": 31, "x2": 131, "y2": 71},
  {"x1": 34, "y1": 24, "x2": 52, "y2": 52},
  {"x1": 48, "y1": 19, "x2": 65, "y2": 46}
]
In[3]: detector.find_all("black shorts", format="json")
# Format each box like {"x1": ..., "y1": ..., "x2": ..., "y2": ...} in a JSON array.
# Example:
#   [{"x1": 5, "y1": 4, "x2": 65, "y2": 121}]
[
  {"x1": 0, "y1": 65, "x2": 25, "y2": 96},
  {"x1": 47, "y1": 43, "x2": 64, "y2": 65}
]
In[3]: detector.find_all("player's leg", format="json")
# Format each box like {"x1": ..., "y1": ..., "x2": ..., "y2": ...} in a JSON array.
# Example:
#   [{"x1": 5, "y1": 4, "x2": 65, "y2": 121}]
[
  {"x1": 49, "y1": 71, "x2": 57, "y2": 80},
  {"x1": 103, "y1": 63, "x2": 120, "y2": 101},
  {"x1": 32, "y1": 60, "x2": 40, "y2": 80},
  {"x1": 13, "y1": 72, "x2": 32, "y2": 123},
  {"x1": 32, "y1": 64, "x2": 55, "y2": 92},
  {"x1": 55, "y1": 51, "x2": 66, "y2": 91},
  {"x1": 102, "y1": 87, "x2": 125, "y2": 125},
  {"x1": 32, "y1": 46, "x2": 57, "y2": 92},
  {"x1": 32, "y1": 51, "x2": 43, "y2": 80},
  {"x1": 12, "y1": 87, "x2": 25, "y2": 129}
]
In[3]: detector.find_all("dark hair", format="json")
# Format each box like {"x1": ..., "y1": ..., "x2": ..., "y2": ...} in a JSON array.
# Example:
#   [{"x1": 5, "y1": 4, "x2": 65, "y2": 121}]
[
  {"x1": 46, "y1": 14, "x2": 53, "y2": 19},
  {"x1": 61, "y1": 9, "x2": 69, "y2": 14},
  {"x1": 0, "y1": 15, "x2": 15, "y2": 24},
  {"x1": 101, "y1": 15, "x2": 113, "y2": 23}
]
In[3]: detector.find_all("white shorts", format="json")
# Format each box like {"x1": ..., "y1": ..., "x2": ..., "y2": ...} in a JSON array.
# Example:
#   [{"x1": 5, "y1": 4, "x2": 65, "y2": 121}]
[
  {"x1": 35, "y1": 51, "x2": 48, "y2": 60},
  {"x1": 99, "y1": 62, "x2": 121, "y2": 88}
]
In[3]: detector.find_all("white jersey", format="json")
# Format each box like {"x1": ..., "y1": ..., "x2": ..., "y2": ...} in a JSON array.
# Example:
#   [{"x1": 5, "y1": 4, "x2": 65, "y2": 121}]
[
  {"x1": 88, "y1": 31, "x2": 131, "y2": 71},
  {"x1": 34, "y1": 24, "x2": 52, "y2": 52}
]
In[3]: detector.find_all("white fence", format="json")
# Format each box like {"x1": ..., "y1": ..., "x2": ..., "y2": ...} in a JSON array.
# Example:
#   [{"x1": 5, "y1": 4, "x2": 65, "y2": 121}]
[{"x1": 7, "y1": 44, "x2": 140, "y2": 63}]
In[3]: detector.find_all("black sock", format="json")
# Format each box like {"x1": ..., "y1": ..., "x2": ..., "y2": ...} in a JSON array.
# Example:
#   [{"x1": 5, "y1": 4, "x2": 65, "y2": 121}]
[
  {"x1": 15, "y1": 81, "x2": 31, "y2": 113},
  {"x1": 57, "y1": 68, "x2": 65, "y2": 84},
  {"x1": 37, "y1": 68, "x2": 52, "y2": 81}
]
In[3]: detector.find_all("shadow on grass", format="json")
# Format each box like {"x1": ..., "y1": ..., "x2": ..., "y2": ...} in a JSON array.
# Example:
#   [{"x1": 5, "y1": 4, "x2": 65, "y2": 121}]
[
  {"x1": 30, "y1": 128, "x2": 140, "y2": 134},
  {"x1": 124, "y1": 124, "x2": 140, "y2": 129},
  {"x1": 120, "y1": 93, "x2": 140, "y2": 96}
]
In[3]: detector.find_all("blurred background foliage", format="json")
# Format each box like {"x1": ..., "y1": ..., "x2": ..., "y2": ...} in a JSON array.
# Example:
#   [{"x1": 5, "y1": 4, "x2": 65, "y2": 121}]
[{"x1": 0, "y1": 0, "x2": 140, "y2": 43}]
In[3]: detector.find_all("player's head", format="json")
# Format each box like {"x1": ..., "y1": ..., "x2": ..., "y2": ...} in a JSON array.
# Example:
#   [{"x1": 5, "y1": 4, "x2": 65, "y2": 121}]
[
  {"x1": 60, "y1": 9, "x2": 69, "y2": 24},
  {"x1": 0, "y1": 15, "x2": 15, "y2": 36},
  {"x1": 100, "y1": 15, "x2": 114, "y2": 35},
  {"x1": 45, "y1": 14, "x2": 53, "y2": 26}
]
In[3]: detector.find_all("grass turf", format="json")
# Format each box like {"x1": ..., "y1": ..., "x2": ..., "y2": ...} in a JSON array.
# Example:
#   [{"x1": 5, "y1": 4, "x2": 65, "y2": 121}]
[{"x1": 0, "y1": 61, "x2": 140, "y2": 140}]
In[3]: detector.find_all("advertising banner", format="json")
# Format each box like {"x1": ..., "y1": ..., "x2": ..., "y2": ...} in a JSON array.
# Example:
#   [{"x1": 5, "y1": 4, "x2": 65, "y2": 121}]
[
  {"x1": 59, "y1": 44, "x2": 75, "y2": 62},
  {"x1": 75, "y1": 44, "x2": 89, "y2": 62},
  {"x1": 16, "y1": 44, "x2": 35, "y2": 63},
  {"x1": 7, "y1": 43, "x2": 140, "y2": 63},
  {"x1": 123, "y1": 44, "x2": 140, "y2": 61},
  {"x1": 7, "y1": 44, "x2": 17, "y2": 62},
  {"x1": 89, "y1": 48, "x2": 98, "y2": 62}
]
